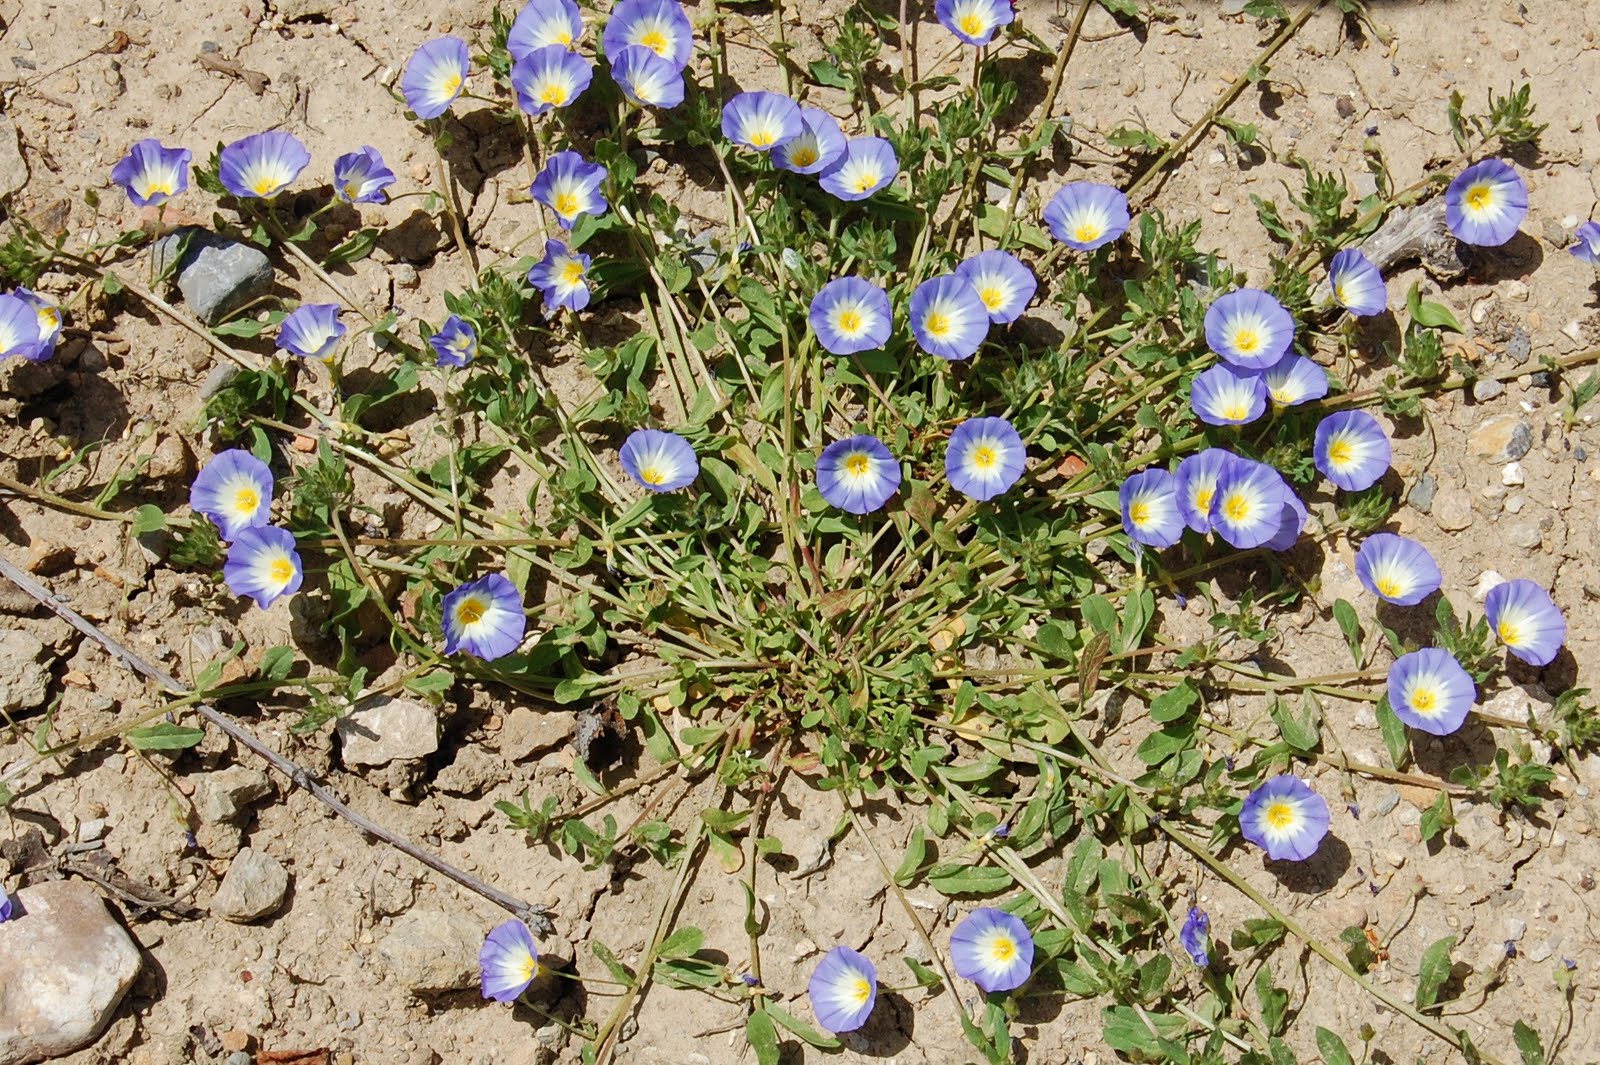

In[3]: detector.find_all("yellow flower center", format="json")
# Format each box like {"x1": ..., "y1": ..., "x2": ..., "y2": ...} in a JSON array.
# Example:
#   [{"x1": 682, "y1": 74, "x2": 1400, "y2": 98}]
[
  {"x1": 836, "y1": 307, "x2": 863, "y2": 334},
  {"x1": 553, "y1": 191, "x2": 580, "y2": 217},
  {"x1": 1128, "y1": 500, "x2": 1150, "y2": 527},
  {"x1": 1327, "y1": 439, "x2": 1353, "y2": 467},
  {"x1": 457, "y1": 597, "x2": 487, "y2": 625},
  {"x1": 749, "y1": 128, "x2": 775, "y2": 148},
  {"x1": 853, "y1": 170, "x2": 880, "y2": 193},
  {"x1": 1334, "y1": 282, "x2": 1348, "y2": 305},
  {"x1": 522, "y1": 956, "x2": 539, "y2": 980},
  {"x1": 791, "y1": 145, "x2": 818, "y2": 167},
  {"x1": 972, "y1": 445, "x2": 998, "y2": 470},
  {"x1": 1466, "y1": 184, "x2": 1492, "y2": 212},
  {"x1": 1194, "y1": 487, "x2": 1215, "y2": 512},
  {"x1": 440, "y1": 72, "x2": 463, "y2": 97},
  {"x1": 924, "y1": 311, "x2": 951, "y2": 338},
  {"x1": 1269, "y1": 388, "x2": 1292, "y2": 404},
  {"x1": 1498, "y1": 620, "x2": 1521, "y2": 645},
  {"x1": 1073, "y1": 222, "x2": 1101, "y2": 244},
  {"x1": 978, "y1": 286, "x2": 1004, "y2": 310},
  {"x1": 850, "y1": 977, "x2": 872, "y2": 1006},
  {"x1": 143, "y1": 178, "x2": 174, "y2": 197},
  {"x1": 560, "y1": 259, "x2": 586, "y2": 285},
  {"x1": 1375, "y1": 576, "x2": 1402, "y2": 598},
  {"x1": 1264, "y1": 801, "x2": 1296, "y2": 830},
  {"x1": 541, "y1": 83, "x2": 568, "y2": 106},
  {"x1": 959, "y1": 13, "x2": 985, "y2": 35},
  {"x1": 233, "y1": 487, "x2": 260, "y2": 515},
  {"x1": 640, "y1": 464, "x2": 667, "y2": 485},
  {"x1": 1222, "y1": 492, "x2": 1251, "y2": 523},
  {"x1": 1221, "y1": 402, "x2": 1250, "y2": 421},
  {"x1": 556, "y1": 30, "x2": 573, "y2": 47},
  {"x1": 268, "y1": 557, "x2": 295, "y2": 584},
  {"x1": 989, "y1": 936, "x2": 1016, "y2": 962},
  {"x1": 639, "y1": 29, "x2": 669, "y2": 55},
  {"x1": 344, "y1": 181, "x2": 364, "y2": 200},
  {"x1": 1232, "y1": 328, "x2": 1260, "y2": 354},
  {"x1": 1411, "y1": 686, "x2": 1437, "y2": 713},
  {"x1": 844, "y1": 454, "x2": 871, "y2": 477},
  {"x1": 252, "y1": 175, "x2": 279, "y2": 196}
]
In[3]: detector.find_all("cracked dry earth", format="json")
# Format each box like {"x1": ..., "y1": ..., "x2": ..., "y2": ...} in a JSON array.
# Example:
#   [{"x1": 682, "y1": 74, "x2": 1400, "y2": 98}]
[{"x1": 3, "y1": 0, "x2": 1600, "y2": 1063}]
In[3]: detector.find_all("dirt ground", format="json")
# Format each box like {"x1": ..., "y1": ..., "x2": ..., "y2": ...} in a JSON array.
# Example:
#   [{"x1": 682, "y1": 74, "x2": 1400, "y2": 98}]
[{"x1": 3, "y1": 0, "x2": 1600, "y2": 1062}]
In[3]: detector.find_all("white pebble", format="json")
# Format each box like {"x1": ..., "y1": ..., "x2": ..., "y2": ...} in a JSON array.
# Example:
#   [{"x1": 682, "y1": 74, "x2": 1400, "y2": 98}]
[
  {"x1": 1502, "y1": 462, "x2": 1525, "y2": 486},
  {"x1": 1473, "y1": 570, "x2": 1506, "y2": 600}
]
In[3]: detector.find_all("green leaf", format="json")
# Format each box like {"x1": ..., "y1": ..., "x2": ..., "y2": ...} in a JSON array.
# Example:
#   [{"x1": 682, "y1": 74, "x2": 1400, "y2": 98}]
[
  {"x1": 1230, "y1": 917, "x2": 1287, "y2": 951},
  {"x1": 1269, "y1": 696, "x2": 1321, "y2": 752},
  {"x1": 1315, "y1": 1027, "x2": 1355, "y2": 1065},
  {"x1": 126, "y1": 722, "x2": 205, "y2": 750},
  {"x1": 1339, "y1": 925, "x2": 1378, "y2": 973},
  {"x1": 130, "y1": 504, "x2": 166, "y2": 534},
  {"x1": 657, "y1": 925, "x2": 704, "y2": 960},
  {"x1": 1420, "y1": 790, "x2": 1454, "y2": 843},
  {"x1": 403, "y1": 671, "x2": 455, "y2": 696},
  {"x1": 1097, "y1": 0, "x2": 1139, "y2": 15},
  {"x1": 1377, "y1": 696, "x2": 1410, "y2": 770},
  {"x1": 745, "y1": 1009, "x2": 780, "y2": 1065},
  {"x1": 902, "y1": 956, "x2": 944, "y2": 989},
  {"x1": 211, "y1": 316, "x2": 267, "y2": 338},
  {"x1": 894, "y1": 826, "x2": 926, "y2": 886},
  {"x1": 1512, "y1": 1020, "x2": 1546, "y2": 1065},
  {"x1": 1332, "y1": 598, "x2": 1363, "y2": 666},
  {"x1": 1406, "y1": 280, "x2": 1464, "y2": 333},
  {"x1": 807, "y1": 60, "x2": 851, "y2": 89},
  {"x1": 765, "y1": 1003, "x2": 841, "y2": 1048},
  {"x1": 102, "y1": 270, "x2": 123, "y2": 296},
  {"x1": 590, "y1": 939, "x2": 637, "y2": 987},
  {"x1": 257, "y1": 645, "x2": 296, "y2": 683},
  {"x1": 927, "y1": 862, "x2": 1013, "y2": 896},
  {"x1": 1415, "y1": 934, "x2": 1457, "y2": 1011},
  {"x1": 1255, "y1": 965, "x2": 1290, "y2": 1035},
  {"x1": 1148, "y1": 680, "x2": 1199, "y2": 723}
]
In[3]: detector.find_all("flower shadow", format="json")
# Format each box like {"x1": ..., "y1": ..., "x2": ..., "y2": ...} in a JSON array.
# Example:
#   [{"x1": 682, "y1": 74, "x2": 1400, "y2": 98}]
[{"x1": 1262, "y1": 831, "x2": 1350, "y2": 894}]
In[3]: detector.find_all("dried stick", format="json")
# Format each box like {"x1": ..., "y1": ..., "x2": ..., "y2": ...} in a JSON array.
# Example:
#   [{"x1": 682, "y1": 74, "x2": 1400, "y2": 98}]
[{"x1": 0, "y1": 553, "x2": 551, "y2": 933}]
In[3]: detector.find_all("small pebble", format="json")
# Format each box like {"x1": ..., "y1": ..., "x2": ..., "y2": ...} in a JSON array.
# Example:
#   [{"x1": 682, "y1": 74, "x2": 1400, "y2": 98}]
[
  {"x1": 1408, "y1": 472, "x2": 1437, "y2": 513},
  {"x1": 1473, "y1": 378, "x2": 1506, "y2": 402},
  {"x1": 1505, "y1": 495, "x2": 1525, "y2": 514},
  {"x1": 1502, "y1": 462, "x2": 1525, "y2": 486}
]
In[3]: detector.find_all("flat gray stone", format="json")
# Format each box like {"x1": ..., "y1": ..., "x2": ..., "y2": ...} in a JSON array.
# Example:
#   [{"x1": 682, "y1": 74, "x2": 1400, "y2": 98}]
[
  {"x1": 337, "y1": 696, "x2": 439, "y2": 766},
  {"x1": 195, "y1": 766, "x2": 272, "y2": 825},
  {"x1": 0, "y1": 120, "x2": 27, "y2": 199},
  {"x1": 0, "y1": 631, "x2": 51, "y2": 714},
  {"x1": 152, "y1": 227, "x2": 274, "y2": 326},
  {"x1": 378, "y1": 909, "x2": 483, "y2": 994},
  {"x1": 210, "y1": 847, "x2": 289, "y2": 922},
  {"x1": 0, "y1": 881, "x2": 142, "y2": 1065}
]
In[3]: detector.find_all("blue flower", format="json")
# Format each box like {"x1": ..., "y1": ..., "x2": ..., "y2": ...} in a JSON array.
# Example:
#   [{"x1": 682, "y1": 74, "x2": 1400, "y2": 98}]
[
  {"x1": 1569, "y1": 221, "x2": 1600, "y2": 267},
  {"x1": 442, "y1": 573, "x2": 526, "y2": 660},
  {"x1": 949, "y1": 907, "x2": 1033, "y2": 993},
  {"x1": 773, "y1": 107, "x2": 846, "y2": 175},
  {"x1": 620, "y1": 429, "x2": 698, "y2": 492},
  {"x1": 512, "y1": 44, "x2": 594, "y2": 116},
  {"x1": 1329, "y1": 248, "x2": 1386, "y2": 317},
  {"x1": 954, "y1": 250, "x2": 1035, "y2": 324},
  {"x1": 1355, "y1": 533, "x2": 1441, "y2": 606},
  {"x1": 0, "y1": 892, "x2": 11, "y2": 922},
  {"x1": 508, "y1": 0, "x2": 584, "y2": 61},
  {"x1": 223, "y1": 525, "x2": 303, "y2": 609},
  {"x1": 602, "y1": 0, "x2": 694, "y2": 69},
  {"x1": 1387, "y1": 648, "x2": 1475, "y2": 736},
  {"x1": 332, "y1": 146, "x2": 396, "y2": 205},
  {"x1": 721, "y1": 91, "x2": 803, "y2": 151},
  {"x1": 1314, "y1": 410, "x2": 1390, "y2": 492},
  {"x1": 1119, "y1": 468, "x2": 1183, "y2": 549},
  {"x1": 610, "y1": 44, "x2": 684, "y2": 109},
  {"x1": 1262, "y1": 354, "x2": 1328, "y2": 407},
  {"x1": 946, "y1": 416, "x2": 1025, "y2": 501},
  {"x1": 0, "y1": 292, "x2": 45, "y2": 362},
  {"x1": 218, "y1": 132, "x2": 311, "y2": 200},
  {"x1": 1484, "y1": 578, "x2": 1566, "y2": 667},
  {"x1": 402, "y1": 36, "x2": 471, "y2": 120},
  {"x1": 1205, "y1": 288, "x2": 1295, "y2": 369},
  {"x1": 817, "y1": 435, "x2": 900, "y2": 514},
  {"x1": 1175, "y1": 448, "x2": 1235, "y2": 534},
  {"x1": 809, "y1": 277, "x2": 892, "y2": 355},
  {"x1": 807, "y1": 946, "x2": 877, "y2": 1033},
  {"x1": 1042, "y1": 182, "x2": 1130, "y2": 252},
  {"x1": 15, "y1": 289, "x2": 61, "y2": 359},
  {"x1": 1210, "y1": 458, "x2": 1287, "y2": 549},
  {"x1": 277, "y1": 303, "x2": 346, "y2": 360},
  {"x1": 531, "y1": 150, "x2": 609, "y2": 229},
  {"x1": 528, "y1": 239, "x2": 593, "y2": 313},
  {"x1": 1189, "y1": 363, "x2": 1267, "y2": 426},
  {"x1": 1179, "y1": 908, "x2": 1210, "y2": 967},
  {"x1": 190, "y1": 449, "x2": 274, "y2": 540},
  {"x1": 818, "y1": 137, "x2": 898, "y2": 201},
  {"x1": 1240, "y1": 775, "x2": 1329, "y2": 861},
  {"x1": 909, "y1": 274, "x2": 989, "y2": 360},
  {"x1": 1445, "y1": 159, "x2": 1527, "y2": 247},
  {"x1": 1262, "y1": 488, "x2": 1307, "y2": 552},
  {"x1": 480, "y1": 919, "x2": 540, "y2": 1003},
  {"x1": 429, "y1": 315, "x2": 478, "y2": 368},
  {"x1": 110, "y1": 139, "x2": 191, "y2": 208},
  {"x1": 935, "y1": 0, "x2": 1014, "y2": 45}
]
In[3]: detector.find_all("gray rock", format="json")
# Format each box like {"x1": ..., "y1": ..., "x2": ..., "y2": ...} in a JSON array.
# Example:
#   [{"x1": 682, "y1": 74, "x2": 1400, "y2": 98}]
[
  {"x1": 1407, "y1": 472, "x2": 1437, "y2": 514},
  {"x1": 0, "y1": 631, "x2": 51, "y2": 714},
  {"x1": 0, "y1": 880, "x2": 142, "y2": 1065},
  {"x1": 1431, "y1": 486, "x2": 1473, "y2": 531},
  {"x1": 336, "y1": 696, "x2": 439, "y2": 766},
  {"x1": 499, "y1": 707, "x2": 574, "y2": 762},
  {"x1": 1505, "y1": 328, "x2": 1531, "y2": 363},
  {"x1": 1472, "y1": 378, "x2": 1506, "y2": 403},
  {"x1": 1508, "y1": 523, "x2": 1542, "y2": 550},
  {"x1": 1372, "y1": 790, "x2": 1401, "y2": 817},
  {"x1": 195, "y1": 766, "x2": 272, "y2": 824},
  {"x1": 1468, "y1": 414, "x2": 1533, "y2": 464},
  {"x1": 378, "y1": 909, "x2": 483, "y2": 994},
  {"x1": 211, "y1": 847, "x2": 289, "y2": 922},
  {"x1": 226, "y1": 1053, "x2": 251, "y2": 1065},
  {"x1": 152, "y1": 227, "x2": 274, "y2": 326},
  {"x1": 0, "y1": 120, "x2": 28, "y2": 199}
]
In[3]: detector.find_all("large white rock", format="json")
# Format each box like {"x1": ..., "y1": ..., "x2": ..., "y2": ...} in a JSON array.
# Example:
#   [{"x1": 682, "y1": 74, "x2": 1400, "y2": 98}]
[
  {"x1": 377, "y1": 909, "x2": 483, "y2": 994},
  {"x1": 336, "y1": 696, "x2": 439, "y2": 766},
  {"x1": 0, "y1": 881, "x2": 142, "y2": 1064}
]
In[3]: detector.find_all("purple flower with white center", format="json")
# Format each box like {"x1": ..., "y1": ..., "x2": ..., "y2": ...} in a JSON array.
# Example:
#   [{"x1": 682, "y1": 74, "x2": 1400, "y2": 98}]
[
  {"x1": 1190, "y1": 363, "x2": 1267, "y2": 426},
  {"x1": 807, "y1": 946, "x2": 877, "y2": 1033},
  {"x1": 954, "y1": 250, "x2": 1036, "y2": 324},
  {"x1": 531, "y1": 150, "x2": 609, "y2": 229},
  {"x1": 1569, "y1": 222, "x2": 1600, "y2": 267},
  {"x1": 508, "y1": 0, "x2": 583, "y2": 61},
  {"x1": 909, "y1": 274, "x2": 989, "y2": 360},
  {"x1": 480, "y1": 919, "x2": 540, "y2": 1003},
  {"x1": 809, "y1": 277, "x2": 892, "y2": 355},
  {"x1": 1206, "y1": 288, "x2": 1295, "y2": 369},
  {"x1": 277, "y1": 303, "x2": 346, "y2": 360},
  {"x1": 602, "y1": 0, "x2": 694, "y2": 69},
  {"x1": 611, "y1": 44, "x2": 684, "y2": 109},
  {"x1": 1262, "y1": 488, "x2": 1307, "y2": 552},
  {"x1": 1262, "y1": 354, "x2": 1328, "y2": 407},
  {"x1": 1315, "y1": 410, "x2": 1390, "y2": 492},
  {"x1": 1329, "y1": 248, "x2": 1387, "y2": 317},
  {"x1": 1176, "y1": 448, "x2": 1235, "y2": 535},
  {"x1": 1042, "y1": 182, "x2": 1130, "y2": 252},
  {"x1": 1240, "y1": 775, "x2": 1330, "y2": 861},
  {"x1": 936, "y1": 0, "x2": 1014, "y2": 45},
  {"x1": 818, "y1": 137, "x2": 898, "y2": 201},
  {"x1": 442, "y1": 573, "x2": 526, "y2": 660},
  {"x1": 946, "y1": 416, "x2": 1025, "y2": 501},
  {"x1": 0, "y1": 893, "x2": 11, "y2": 922},
  {"x1": 817, "y1": 435, "x2": 900, "y2": 515},
  {"x1": 218, "y1": 131, "x2": 311, "y2": 200},
  {"x1": 1355, "y1": 533, "x2": 1441, "y2": 606},
  {"x1": 1484, "y1": 578, "x2": 1566, "y2": 667},
  {"x1": 620, "y1": 429, "x2": 698, "y2": 492},
  {"x1": 1445, "y1": 159, "x2": 1527, "y2": 247},
  {"x1": 527, "y1": 239, "x2": 593, "y2": 313},
  {"x1": 332, "y1": 146, "x2": 396, "y2": 205},
  {"x1": 512, "y1": 44, "x2": 594, "y2": 116},
  {"x1": 1178, "y1": 908, "x2": 1209, "y2": 967},
  {"x1": 110, "y1": 139, "x2": 191, "y2": 208},
  {"x1": 773, "y1": 107, "x2": 846, "y2": 175},
  {"x1": 1210, "y1": 458, "x2": 1287, "y2": 550},
  {"x1": 223, "y1": 525, "x2": 303, "y2": 609},
  {"x1": 721, "y1": 91, "x2": 803, "y2": 152},
  {"x1": 429, "y1": 315, "x2": 478, "y2": 368},
  {"x1": 1387, "y1": 648, "x2": 1475, "y2": 736},
  {"x1": 402, "y1": 36, "x2": 470, "y2": 120},
  {"x1": 0, "y1": 292, "x2": 45, "y2": 362},
  {"x1": 949, "y1": 907, "x2": 1033, "y2": 993},
  {"x1": 190, "y1": 449, "x2": 274, "y2": 540},
  {"x1": 1119, "y1": 468, "x2": 1182, "y2": 549}
]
